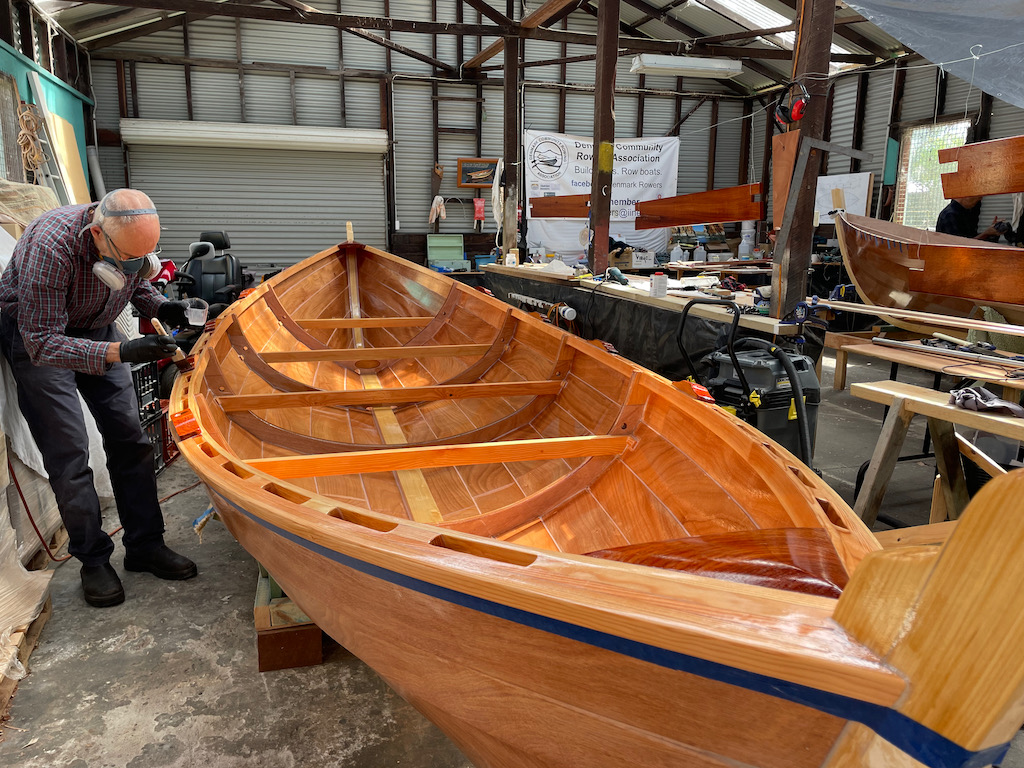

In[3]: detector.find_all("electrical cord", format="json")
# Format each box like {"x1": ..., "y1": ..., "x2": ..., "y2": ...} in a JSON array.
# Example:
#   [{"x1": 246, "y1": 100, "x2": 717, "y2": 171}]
[{"x1": 7, "y1": 461, "x2": 201, "y2": 565}]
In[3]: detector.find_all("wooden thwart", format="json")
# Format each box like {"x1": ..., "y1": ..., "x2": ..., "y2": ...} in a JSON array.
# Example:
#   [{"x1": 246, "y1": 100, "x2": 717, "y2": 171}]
[
  {"x1": 217, "y1": 380, "x2": 563, "y2": 411},
  {"x1": 248, "y1": 435, "x2": 630, "y2": 479},
  {"x1": 261, "y1": 343, "x2": 491, "y2": 363}
]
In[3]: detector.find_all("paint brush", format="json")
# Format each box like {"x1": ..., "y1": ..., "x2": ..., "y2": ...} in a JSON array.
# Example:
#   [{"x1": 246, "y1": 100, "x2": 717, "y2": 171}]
[{"x1": 150, "y1": 317, "x2": 195, "y2": 373}]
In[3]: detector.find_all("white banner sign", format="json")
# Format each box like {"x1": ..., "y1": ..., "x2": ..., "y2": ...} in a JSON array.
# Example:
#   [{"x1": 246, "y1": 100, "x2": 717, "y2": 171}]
[{"x1": 524, "y1": 130, "x2": 679, "y2": 258}]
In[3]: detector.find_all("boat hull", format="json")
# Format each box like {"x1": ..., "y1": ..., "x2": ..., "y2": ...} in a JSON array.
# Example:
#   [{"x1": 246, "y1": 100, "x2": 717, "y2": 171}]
[
  {"x1": 215, "y1": 493, "x2": 849, "y2": 768},
  {"x1": 172, "y1": 239, "x2": 1024, "y2": 768},
  {"x1": 835, "y1": 212, "x2": 1024, "y2": 332}
]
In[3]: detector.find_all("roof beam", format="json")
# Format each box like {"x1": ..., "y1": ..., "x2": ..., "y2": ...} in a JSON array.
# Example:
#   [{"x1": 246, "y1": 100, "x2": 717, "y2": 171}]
[
  {"x1": 458, "y1": 0, "x2": 512, "y2": 28},
  {"x1": 68, "y1": 0, "x2": 513, "y2": 36},
  {"x1": 463, "y1": 0, "x2": 580, "y2": 68},
  {"x1": 346, "y1": 27, "x2": 456, "y2": 73},
  {"x1": 772, "y1": 0, "x2": 899, "y2": 59}
]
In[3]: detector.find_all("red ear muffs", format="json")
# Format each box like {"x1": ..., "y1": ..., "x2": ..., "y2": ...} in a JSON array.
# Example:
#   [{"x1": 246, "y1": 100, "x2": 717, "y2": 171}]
[{"x1": 774, "y1": 81, "x2": 811, "y2": 132}]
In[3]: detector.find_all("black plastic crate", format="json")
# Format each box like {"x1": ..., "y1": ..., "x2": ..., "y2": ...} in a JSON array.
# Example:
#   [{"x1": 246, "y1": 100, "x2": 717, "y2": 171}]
[
  {"x1": 132, "y1": 362, "x2": 161, "y2": 422},
  {"x1": 141, "y1": 413, "x2": 167, "y2": 475}
]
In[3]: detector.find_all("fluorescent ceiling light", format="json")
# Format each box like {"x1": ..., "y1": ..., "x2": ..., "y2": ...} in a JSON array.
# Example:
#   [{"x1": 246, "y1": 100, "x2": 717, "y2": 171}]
[{"x1": 630, "y1": 54, "x2": 744, "y2": 79}]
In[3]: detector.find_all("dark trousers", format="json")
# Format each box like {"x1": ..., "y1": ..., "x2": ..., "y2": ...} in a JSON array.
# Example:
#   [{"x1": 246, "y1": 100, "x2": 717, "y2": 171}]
[{"x1": 0, "y1": 315, "x2": 165, "y2": 566}]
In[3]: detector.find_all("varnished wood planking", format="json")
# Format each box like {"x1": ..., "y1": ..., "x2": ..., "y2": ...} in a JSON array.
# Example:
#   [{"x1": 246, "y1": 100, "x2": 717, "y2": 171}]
[
  {"x1": 588, "y1": 460, "x2": 690, "y2": 543},
  {"x1": 421, "y1": 466, "x2": 478, "y2": 521},
  {"x1": 623, "y1": 422, "x2": 757, "y2": 536},
  {"x1": 542, "y1": 491, "x2": 629, "y2": 554},
  {"x1": 502, "y1": 520, "x2": 559, "y2": 550},
  {"x1": 226, "y1": 514, "x2": 844, "y2": 768},
  {"x1": 173, "y1": 242, "x2": 994, "y2": 768},
  {"x1": 642, "y1": 395, "x2": 798, "y2": 529}
]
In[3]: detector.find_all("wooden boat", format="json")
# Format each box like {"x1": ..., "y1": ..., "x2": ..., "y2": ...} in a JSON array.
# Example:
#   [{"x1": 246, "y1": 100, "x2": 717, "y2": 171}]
[
  {"x1": 835, "y1": 212, "x2": 1024, "y2": 332},
  {"x1": 170, "y1": 232, "x2": 1024, "y2": 768}
]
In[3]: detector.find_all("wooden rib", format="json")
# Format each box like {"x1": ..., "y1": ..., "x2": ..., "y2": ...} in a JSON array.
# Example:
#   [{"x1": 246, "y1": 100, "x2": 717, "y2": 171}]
[
  {"x1": 401, "y1": 285, "x2": 461, "y2": 347},
  {"x1": 634, "y1": 183, "x2": 765, "y2": 230},
  {"x1": 293, "y1": 317, "x2": 431, "y2": 329},
  {"x1": 226, "y1": 314, "x2": 315, "y2": 393},
  {"x1": 218, "y1": 380, "x2": 564, "y2": 411},
  {"x1": 247, "y1": 435, "x2": 630, "y2": 479},
  {"x1": 437, "y1": 308, "x2": 518, "y2": 386},
  {"x1": 939, "y1": 135, "x2": 1024, "y2": 198},
  {"x1": 261, "y1": 344, "x2": 492, "y2": 363}
]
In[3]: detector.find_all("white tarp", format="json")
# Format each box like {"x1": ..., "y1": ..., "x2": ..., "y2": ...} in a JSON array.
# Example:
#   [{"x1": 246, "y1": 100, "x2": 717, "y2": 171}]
[
  {"x1": 523, "y1": 130, "x2": 680, "y2": 258},
  {"x1": 847, "y1": 1, "x2": 1024, "y2": 110}
]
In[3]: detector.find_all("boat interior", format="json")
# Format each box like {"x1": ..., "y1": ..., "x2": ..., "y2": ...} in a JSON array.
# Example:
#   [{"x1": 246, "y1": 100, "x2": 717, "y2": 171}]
[{"x1": 185, "y1": 243, "x2": 879, "y2": 599}]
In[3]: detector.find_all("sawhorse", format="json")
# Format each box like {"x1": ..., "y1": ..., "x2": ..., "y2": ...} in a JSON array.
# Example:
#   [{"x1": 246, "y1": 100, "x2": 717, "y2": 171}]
[{"x1": 852, "y1": 380, "x2": 1021, "y2": 526}]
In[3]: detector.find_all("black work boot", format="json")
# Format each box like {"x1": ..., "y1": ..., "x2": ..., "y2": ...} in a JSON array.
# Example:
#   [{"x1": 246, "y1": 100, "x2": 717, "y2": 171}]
[
  {"x1": 124, "y1": 544, "x2": 198, "y2": 580},
  {"x1": 81, "y1": 563, "x2": 125, "y2": 607}
]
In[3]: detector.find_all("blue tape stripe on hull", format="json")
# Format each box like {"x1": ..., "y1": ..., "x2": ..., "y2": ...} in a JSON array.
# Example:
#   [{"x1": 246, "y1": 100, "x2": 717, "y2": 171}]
[{"x1": 216, "y1": 492, "x2": 1009, "y2": 768}]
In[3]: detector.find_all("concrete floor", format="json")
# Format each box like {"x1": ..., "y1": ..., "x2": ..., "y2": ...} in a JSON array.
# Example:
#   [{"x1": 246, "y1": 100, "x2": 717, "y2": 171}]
[{"x1": 0, "y1": 349, "x2": 1021, "y2": 767}]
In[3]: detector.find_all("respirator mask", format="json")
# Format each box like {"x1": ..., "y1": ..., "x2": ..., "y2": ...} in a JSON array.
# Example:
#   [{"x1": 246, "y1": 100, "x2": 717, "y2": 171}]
[{"x1": 88, "y1": 196, "x2": 162, "y2": 290}]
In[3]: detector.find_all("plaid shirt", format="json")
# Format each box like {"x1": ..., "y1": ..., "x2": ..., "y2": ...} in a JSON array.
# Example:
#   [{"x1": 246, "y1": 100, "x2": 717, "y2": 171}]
[{"x1": 0, "y1": 203, "x2": 166, "y2": 375}]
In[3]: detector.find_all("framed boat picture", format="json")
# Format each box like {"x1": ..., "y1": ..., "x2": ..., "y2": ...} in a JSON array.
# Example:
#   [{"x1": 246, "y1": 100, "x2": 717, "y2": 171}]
[{"x1": 456, "y1": 157, "x2": 499, "y2": 188}]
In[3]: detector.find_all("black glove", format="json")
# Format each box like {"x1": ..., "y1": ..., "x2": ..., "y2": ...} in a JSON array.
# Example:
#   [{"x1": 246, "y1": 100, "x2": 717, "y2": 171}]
[
  {"x1": 119, "y1": 334, "x2": 178, "y2": 363},
  {"x1": 157, "y1": 298, "x2": 206, "y2": 329}
]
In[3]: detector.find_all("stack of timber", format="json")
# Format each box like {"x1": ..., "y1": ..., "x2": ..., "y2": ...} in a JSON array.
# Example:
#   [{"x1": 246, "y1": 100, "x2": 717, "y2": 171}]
[{"x1": 170, "y1": 235, "x2": 1024, "y2": 768}]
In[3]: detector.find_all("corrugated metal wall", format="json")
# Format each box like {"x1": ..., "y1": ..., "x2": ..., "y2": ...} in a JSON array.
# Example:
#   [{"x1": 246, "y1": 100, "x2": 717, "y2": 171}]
[
  {"x1": 827, "y1": 76, "x2": 858, "y2": 175},
  {"x1": 677, "y1": 99, "x2": 711, "y2": 195},
  {"x1": 128, "y1": 145, "x2": 386, "y2": 268}
]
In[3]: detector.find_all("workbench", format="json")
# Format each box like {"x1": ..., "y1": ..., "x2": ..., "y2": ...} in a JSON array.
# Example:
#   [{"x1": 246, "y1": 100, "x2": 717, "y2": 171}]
[
  {"x1": 481, "y1": 263, "x2": 804, "y2": 381},
  {"x1": 830, "y1": 334, "x2": 1024, "y2": 397}
]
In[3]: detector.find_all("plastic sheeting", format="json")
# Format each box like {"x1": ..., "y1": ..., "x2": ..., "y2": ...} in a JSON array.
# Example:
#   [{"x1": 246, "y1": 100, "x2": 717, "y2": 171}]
[
  {"x1": 482, "y1": 272, "x2": 822, "y2": 382},
  {"x1": 847, "y1": 1, "x2": 1024, "y2": 110}
]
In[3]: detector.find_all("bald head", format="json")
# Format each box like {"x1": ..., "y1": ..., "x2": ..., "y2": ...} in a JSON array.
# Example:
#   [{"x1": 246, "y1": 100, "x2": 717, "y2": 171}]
[{"x1": 89, "y1": 189, "x2": 161, "y2": 263}]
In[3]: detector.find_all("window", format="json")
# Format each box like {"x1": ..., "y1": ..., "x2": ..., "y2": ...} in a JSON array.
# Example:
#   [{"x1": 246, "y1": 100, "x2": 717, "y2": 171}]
[{"x1": 895, "y1": 119, "x2": 971, "y2": 229}]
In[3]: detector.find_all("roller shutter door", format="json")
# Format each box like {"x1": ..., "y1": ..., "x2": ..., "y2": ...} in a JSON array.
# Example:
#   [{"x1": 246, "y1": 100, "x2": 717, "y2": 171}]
[{"x1": 127, "y1": 145, "x2": 387, "y2": 271}]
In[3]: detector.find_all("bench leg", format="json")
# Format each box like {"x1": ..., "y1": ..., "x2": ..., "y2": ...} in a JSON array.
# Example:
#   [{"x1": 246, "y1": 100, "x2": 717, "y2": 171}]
[
  {"x1": 833, "y1": 348, "x2": 849, "y2": 391},
  {"x1": 854, "y1": 397, "x2": 914, "y2": 527},
  {"x1": 928, "y1": 417, "x2": 971, "y2": 520}
]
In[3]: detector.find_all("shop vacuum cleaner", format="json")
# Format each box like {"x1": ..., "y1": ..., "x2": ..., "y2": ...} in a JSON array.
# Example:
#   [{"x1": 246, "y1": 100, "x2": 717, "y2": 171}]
[{"x1": 677, "y1": 298, "x2": 820, "y2": 468}]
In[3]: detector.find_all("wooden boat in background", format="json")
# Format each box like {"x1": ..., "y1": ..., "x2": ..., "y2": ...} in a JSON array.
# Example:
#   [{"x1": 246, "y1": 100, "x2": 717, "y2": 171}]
[
  {"x1": 835, "y1": 212, "x2": 1024, "y2": 333},
  {"x1": 170, "y1": 233, "x2": 1024, "y2": 768}
]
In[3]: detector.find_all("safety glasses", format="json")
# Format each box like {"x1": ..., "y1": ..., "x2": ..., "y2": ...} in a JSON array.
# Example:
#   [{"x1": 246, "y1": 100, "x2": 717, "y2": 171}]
[{"x1": 98, "y1": 228, "x2": 161, "y2": 274}]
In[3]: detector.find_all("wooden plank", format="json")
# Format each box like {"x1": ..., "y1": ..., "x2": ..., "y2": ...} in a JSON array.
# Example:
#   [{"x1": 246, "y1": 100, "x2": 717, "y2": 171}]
[
  {"x1": 771, "y1": 130, "x2": 800, "y2": 231},
  {"x1": 294, "y1": 317, "x2": 431, "y2": 329},
  {"x1": 218, "y1": 380, "x2": 563, "y2": 411},
  {"x1": 907, "y1": 245, "x2": 1024, "y2": 306},
  {"x1": 529, "y1": 193, "x2": 590, "y2": 219},
  {"x1": 247, "y1": 435, "x2": 630, "y2": 479},
  {"x1": 0, "y1": 597, "x2": 52, "y2": 720},
  {"x1": 939, "y1": 135, "x2": 1024, "y2": 199},
  {"x1": 956, "y1": 433, "x2": 1008, "y2": 479},
  {"x1": 874, "y1": 520, "x2": 958, "y2": 549},
  {"x1": 260, "y1": 343, "x2": 492, "y2": 363},
  {"x1": 852, "y1": 380, "x2": 1024, "y2": 442},
  {"x1": 634, "y1": 183, "x2": 764, "y2": 230}
]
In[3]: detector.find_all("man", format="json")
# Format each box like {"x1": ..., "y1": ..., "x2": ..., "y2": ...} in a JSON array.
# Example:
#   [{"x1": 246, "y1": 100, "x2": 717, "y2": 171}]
[
  {"x1": 0, "y1": 189, "x2": 205, "y2": 608},
  {"x1": 935, "y1": 196, "x2": 1008, "y2": 241}
]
